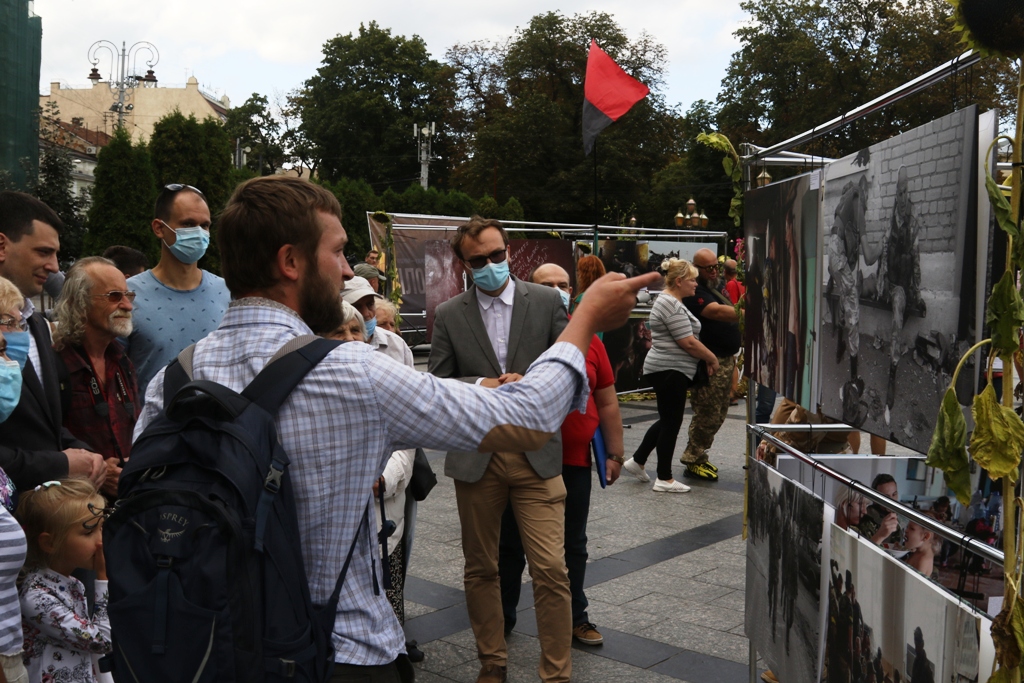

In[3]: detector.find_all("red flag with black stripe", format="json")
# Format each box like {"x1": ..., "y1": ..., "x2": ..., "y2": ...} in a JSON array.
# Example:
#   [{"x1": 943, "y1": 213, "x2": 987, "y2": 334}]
[{"x1": 582, "y1": 39, "x2": 650, "y2": 156}]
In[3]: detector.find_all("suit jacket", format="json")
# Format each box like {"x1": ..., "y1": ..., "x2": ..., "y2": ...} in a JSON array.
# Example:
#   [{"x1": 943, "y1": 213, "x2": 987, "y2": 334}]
[
  {"x1": 0, "y1": 312, "x2": 89, "y2": 490},
  {"x1": 428, "y1": 277, "x2": 568, "y2": 483}
]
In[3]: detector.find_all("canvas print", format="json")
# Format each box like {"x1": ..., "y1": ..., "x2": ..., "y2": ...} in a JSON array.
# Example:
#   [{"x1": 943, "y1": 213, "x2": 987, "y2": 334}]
[
  {"x1": 422, "y1": 238, "x2": 575, "y2": 340},
  {"x1": 825, "y1": 524, "x2": 981, "y2": 682},
  {"x1": 818, "y1": 106, "x2": 978, "y2": 452},
  {"x1": 746, "y1": 460, "x2": 829, "y2": 683},
  {"x1": 778, "y1": 454, "x2": 1004, "y2": 616},
  {"x1": 745, "y1": 173, "x2": 821, "y2": 409}
]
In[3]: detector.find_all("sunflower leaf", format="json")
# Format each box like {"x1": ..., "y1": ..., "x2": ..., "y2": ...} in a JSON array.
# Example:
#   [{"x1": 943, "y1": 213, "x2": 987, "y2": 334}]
[
  {"x1": 926, "y1": 387, "x2": 972, "y2": 504},
  {"x1": 970, "y1": 384, "x2": 1024, "y2": 483}
]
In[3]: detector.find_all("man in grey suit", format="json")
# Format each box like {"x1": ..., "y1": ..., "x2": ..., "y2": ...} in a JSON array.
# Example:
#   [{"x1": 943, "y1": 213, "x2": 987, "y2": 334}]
[{"x1": 429, "y1": 217, "x2": 571, "y2": 683}]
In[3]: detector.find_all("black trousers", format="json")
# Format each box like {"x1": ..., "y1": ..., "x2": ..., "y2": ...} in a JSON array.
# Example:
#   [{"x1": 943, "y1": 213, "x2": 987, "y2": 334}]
[{"x1": 632, "y1": 370, "x2": 691, "y2": 481}]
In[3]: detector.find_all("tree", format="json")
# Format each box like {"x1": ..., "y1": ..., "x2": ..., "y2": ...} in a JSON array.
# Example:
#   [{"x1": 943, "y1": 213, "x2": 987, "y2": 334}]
[
  {"x1": 149, "y1": 110, "x2": 234, "y2": 214},
  {"x1": 299, "y1": 22, "x2": 456, "y2": 189},
  {"x1": 447, "y1": 11, "x2": 682, "y2": 225},
  {"x1": 33, "y1": 105, "x2": 88, "y2": 265},
  {"x1": 85, "y1": 127, "x2": 157, "y2": 261},
  {"x1": 224, "y1": 93, "x2": 285, "y2": 175},
  {"x1": 717, "y1": 0, "x2": 1016, "y2": 157},
  {"x1": 646, "y1": 100, "x2": 735, "y2": 235}
]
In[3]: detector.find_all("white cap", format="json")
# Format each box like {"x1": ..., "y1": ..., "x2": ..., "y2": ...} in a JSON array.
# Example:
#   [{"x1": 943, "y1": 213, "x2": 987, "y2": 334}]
[{"x1": 341, "y1": 276, "x2": 384, "y2": 305}]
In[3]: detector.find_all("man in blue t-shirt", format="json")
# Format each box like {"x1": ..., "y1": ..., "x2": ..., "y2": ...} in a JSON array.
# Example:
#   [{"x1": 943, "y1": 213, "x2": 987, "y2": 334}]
[{"x1": 126, "y1": 184, "x2": 230, "y2": 400}]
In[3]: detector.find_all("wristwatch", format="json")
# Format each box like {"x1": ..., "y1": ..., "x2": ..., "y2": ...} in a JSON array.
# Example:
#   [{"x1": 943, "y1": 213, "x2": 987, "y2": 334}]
[{"x1": 607, "y1": 454, "x2": 625, "y2": 464}]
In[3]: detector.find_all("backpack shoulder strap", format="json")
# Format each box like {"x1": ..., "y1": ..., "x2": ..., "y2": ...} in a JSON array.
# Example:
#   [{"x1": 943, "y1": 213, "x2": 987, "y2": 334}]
[
  {"x1": 163, "y1": 344, "x2": 197, "y2": 406},
  {"x1": 242, "y1": 337, "x2": 344, "y2": 414}
]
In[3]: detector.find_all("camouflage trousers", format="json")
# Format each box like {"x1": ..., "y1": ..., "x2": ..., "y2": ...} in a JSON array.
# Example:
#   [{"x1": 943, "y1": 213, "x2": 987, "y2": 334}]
[{"x1": 682, "y1": 354, "x2": 737, "y2": 464}]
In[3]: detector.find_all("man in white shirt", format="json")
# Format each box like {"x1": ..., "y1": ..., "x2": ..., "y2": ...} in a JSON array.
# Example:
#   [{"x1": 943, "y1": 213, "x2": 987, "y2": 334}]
[{"x1": 428, "y1": 217, "x2": 573, "y2": 683}]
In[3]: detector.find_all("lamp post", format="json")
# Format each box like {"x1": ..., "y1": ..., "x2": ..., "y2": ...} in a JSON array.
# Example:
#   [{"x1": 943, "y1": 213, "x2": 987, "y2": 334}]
[
  {"x1": 675, "y1": 208, "x2": 686, "y2": 229},
  {"x1": 87, "y1": 40, "x2": 159, "y2": 130}
]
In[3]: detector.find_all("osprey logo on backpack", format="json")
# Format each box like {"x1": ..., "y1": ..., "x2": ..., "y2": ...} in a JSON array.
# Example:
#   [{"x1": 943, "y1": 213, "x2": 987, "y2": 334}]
[
  {"x1": 156, "y1": 513, "x2": 188, "y2": 543},
  {"x1": 103, "y1": 338, "x2": 362, "y2": 683}
]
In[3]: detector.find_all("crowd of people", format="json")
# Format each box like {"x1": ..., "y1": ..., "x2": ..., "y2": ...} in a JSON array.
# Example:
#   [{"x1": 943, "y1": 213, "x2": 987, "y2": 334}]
[{"x1": 0, "y1": 179, "x2": 693, "y2": 683}]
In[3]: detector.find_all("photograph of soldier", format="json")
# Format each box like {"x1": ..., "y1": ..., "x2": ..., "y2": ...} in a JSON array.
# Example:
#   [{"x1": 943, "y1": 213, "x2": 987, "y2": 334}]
[
  {"x1": 745, "y1": 460, "x2": 829, "y2": 683},
  {"x1": 744, "y1": 173, "x2": 821, "y2": 409},
  {"x1": 826, "y1": 523, "x2": 982, "y2": 683},
  {"x1": 819, "y1": 107, "x2": 979, "y2": 454}
]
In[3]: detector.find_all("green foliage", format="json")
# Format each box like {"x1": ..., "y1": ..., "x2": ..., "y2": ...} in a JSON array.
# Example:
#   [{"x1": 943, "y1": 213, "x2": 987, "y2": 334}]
[
  {"x1": 986, "y1": 271, "x2": 1024, "y2": 357},
  {"x1": 85, "y1": 127, "x2": 157, "y2": 262},
  {"x1": 696, "y1": 129, "x2": 744, "y2": 228},
  {"x1": 717, "y1": 0, "x2": 1017, "y2": 155},
  {"x1": 224, "y1": 93, "x2": 285, "y2": 175},
  {"x1": 299, "y1": 22, "x2": 455, "y2": 189},
  {"x1": 319, "y1": 177, "x2": 526, "y2": 259},
  {"x1": 447, "y1": 11, "x2": 683, "y2": 227},
  {"x1": 924, "y1": 388, "x2": 971, "y2": 505},
  {"x1": 970, "y1": 384, "x2": 1024, "y2": 483},
  {"x1": 35, "y1": 144, "x2": 88, "y2": 267},
  {"x1": 149, "y1": 110, "x2": 234, "y2": 215}
]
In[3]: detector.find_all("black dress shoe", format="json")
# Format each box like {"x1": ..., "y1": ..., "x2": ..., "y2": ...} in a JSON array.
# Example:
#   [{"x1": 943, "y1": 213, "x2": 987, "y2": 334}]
[{"x1": 405, "y1": 640, "x2": 424, "y2": 663}]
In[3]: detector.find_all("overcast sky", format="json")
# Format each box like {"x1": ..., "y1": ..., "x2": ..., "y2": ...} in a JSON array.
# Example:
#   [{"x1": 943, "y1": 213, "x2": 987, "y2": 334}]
[{"x1": 35, "y1": 0, "x2": 747, "y2": 119}]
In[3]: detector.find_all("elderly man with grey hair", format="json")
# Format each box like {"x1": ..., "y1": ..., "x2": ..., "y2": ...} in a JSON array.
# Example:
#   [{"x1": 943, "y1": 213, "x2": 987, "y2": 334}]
[{"x1": 53, "y1": 256, "x2": 140, "y2": 498}]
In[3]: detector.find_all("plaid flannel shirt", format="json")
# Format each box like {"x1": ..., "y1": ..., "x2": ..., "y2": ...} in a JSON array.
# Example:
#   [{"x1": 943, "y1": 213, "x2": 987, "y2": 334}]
[{"x1": 135, "y1": 299, "x2": 587, "y2": 665}]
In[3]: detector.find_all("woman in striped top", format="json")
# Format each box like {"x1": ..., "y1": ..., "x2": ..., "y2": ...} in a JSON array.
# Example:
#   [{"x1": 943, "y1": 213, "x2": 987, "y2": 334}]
[{"x1": 623, "y1": 259, "x2": 720, "y2": 493}]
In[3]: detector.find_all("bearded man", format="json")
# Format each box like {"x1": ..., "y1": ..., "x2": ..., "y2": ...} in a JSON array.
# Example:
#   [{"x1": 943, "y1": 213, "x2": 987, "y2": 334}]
[{"x1": 53, "y1": 256, "x2": 140, "y2": 498}]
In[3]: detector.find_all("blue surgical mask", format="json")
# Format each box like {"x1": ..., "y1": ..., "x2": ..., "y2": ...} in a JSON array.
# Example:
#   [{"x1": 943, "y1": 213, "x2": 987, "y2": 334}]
[
  {"x1": 2, "y1": 332, "x2": 29, "y2": 370},
  {"x1": 364, "y1": 317, "x2": 377, "y2": 340},
  {"x1": 557, "y1": 289, "x2": 570, "y2": 310},
  {"x1": 161, "y1": 221, "x2": 210, "y2": 264},
  {"x1": 472, "y1": 261, "x2": 510, "y2": 293},
  {"x1": 0, "y1": 360, "x2": 21, "y2": 423}
]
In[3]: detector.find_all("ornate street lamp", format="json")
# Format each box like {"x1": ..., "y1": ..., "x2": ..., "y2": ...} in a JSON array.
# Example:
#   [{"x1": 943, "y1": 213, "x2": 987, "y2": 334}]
[
  {"x1": 87, "y1": 40, "x2": 159, "y2": 129},
  {"x1": 675, "y1": 208, "x2": 685, "y2": 229}
]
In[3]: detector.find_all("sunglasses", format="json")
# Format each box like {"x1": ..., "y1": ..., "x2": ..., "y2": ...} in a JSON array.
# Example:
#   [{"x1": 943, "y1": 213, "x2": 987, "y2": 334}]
[
  {"x1": 0, "y1": 314, "x2": 26, "y2": 331},
  {"x1": 93, "y1": 290, "x2": 137, "y2": 304},
  {"x1": 161, "y1": 183, "x2": 207, "y2": 200},
  {"x1": 697, "y1": 263, "x2": 722, "y2": 272},
  {"x1": 464, "y1": 248, "x2": 508, "y2": 270}
]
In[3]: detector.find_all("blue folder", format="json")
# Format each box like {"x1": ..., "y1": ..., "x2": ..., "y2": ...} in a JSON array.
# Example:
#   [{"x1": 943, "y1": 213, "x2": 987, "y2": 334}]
[{"x1": 592, "y1": 425, "x2": 608, "y2": 489}]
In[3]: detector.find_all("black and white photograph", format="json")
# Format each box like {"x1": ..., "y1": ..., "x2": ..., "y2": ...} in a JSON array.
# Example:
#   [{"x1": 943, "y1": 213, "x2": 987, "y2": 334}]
[
  {"x1": 818, "y1": 106, "x2": 979, "y2": 453},
  {"x1": 746, "y1": 460, "x2": 830, "y2": 683}
]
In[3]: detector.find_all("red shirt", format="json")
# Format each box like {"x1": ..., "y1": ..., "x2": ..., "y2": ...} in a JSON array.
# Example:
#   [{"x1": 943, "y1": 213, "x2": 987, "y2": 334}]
[
  {"x1": 560, "y1": 335, "x2": 614, "y2": 467},
  {"x1": 725, "y1": 278, "x2": 745, "y2": 305},
  {"x1": 59, "y1": 341, "x2": 140, "y2": 464}
]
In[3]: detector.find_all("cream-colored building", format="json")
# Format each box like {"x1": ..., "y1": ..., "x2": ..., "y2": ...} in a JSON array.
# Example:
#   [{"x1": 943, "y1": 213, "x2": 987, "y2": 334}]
[{"x1": 40, "y1": 76, "x2": 230, "y2": 141}]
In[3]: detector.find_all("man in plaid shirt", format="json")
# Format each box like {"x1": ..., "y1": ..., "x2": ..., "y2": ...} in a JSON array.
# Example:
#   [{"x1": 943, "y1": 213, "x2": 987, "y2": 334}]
[{"x1": 135, "y1": 177, "x2": 657, "y2": 682}]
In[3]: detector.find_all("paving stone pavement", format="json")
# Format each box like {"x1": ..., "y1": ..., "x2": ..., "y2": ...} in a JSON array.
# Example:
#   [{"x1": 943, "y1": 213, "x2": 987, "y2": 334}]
[{"x1": 401, "y1": 385, "x2": 764, "y2": 683}]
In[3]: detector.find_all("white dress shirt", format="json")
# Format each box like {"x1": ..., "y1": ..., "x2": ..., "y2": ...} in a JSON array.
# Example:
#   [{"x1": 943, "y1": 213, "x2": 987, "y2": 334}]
[{"x1": 475, "y1": 278, "x2": 516, "y2": 374}]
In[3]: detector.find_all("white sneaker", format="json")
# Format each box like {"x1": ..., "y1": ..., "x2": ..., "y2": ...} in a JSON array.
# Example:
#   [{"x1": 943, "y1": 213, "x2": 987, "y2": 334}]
[
  {"x1": 653, "y1": 479, "x2": 691, "y2": 493},
  {"x1": 623, "y1": 458, "x2": 651, "y2": 482}
]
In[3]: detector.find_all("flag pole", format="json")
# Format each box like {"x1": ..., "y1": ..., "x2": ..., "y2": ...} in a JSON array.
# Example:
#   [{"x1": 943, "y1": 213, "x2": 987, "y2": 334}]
[{"x1": 592, "y1": 138, "x2": 599, "y2": 254}]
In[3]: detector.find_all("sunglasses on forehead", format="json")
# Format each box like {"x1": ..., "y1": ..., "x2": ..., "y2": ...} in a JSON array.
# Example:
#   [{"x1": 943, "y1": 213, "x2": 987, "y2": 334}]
[{"x1": 162, "y1": 183, "x2": 206, "y2": 200}]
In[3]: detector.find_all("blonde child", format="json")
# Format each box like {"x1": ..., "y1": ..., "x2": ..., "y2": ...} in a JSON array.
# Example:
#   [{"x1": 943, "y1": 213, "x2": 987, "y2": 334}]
[{"x1": 15, "y1": 479, "x2": 111, "y2": 683}]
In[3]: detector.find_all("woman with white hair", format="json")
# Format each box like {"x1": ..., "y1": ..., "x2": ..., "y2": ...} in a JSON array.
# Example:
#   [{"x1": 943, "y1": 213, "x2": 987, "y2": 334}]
[{"x1": 327, "y1": 294, "x2": 424, "y2": 662}]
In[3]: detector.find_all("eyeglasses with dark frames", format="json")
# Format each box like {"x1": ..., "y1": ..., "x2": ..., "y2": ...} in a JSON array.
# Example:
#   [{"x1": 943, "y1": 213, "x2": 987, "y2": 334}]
[
  {"x1": 0, "y1": 314, "x2": 27, "y2": 331},
  {"x1": 464, "y1": 249, "x2": 509, "y2": 270},
  {"x1": 92, "y1": 290, "x2": 137, "y2": 304},
  {"x1": 697, "y1": 263, "x2": 722, "y2": 272}
]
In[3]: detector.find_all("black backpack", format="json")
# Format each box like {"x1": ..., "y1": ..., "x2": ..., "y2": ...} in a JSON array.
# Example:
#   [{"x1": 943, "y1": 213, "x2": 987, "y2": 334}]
[{"x1": 103, "y1": 337, "x2": 359, "y2": 683}]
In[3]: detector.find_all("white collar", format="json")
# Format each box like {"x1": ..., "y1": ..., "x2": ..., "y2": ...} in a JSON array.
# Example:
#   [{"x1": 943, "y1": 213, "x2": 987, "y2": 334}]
[{"x1": 476, "y1": 278, "x2": 516, "y2": 310}]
